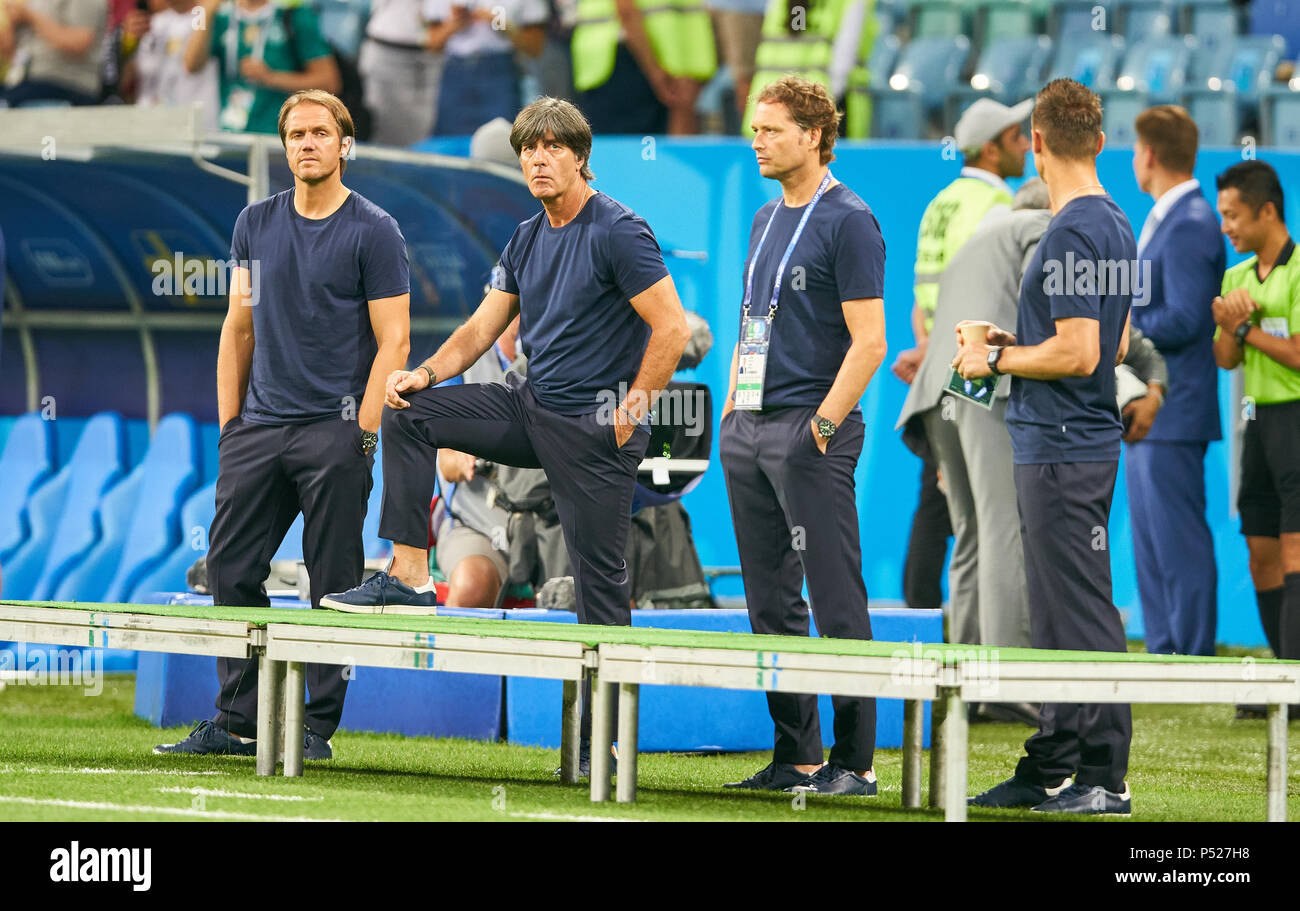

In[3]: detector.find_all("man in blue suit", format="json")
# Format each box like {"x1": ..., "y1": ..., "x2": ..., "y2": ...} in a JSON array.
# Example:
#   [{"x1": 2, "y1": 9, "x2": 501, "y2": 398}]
[{"x1": 1127, "y1": 105, "x2": 1226, "y2": 655}]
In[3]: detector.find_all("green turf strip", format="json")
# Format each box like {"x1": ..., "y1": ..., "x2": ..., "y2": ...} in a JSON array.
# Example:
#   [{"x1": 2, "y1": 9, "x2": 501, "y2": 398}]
[
  {"x1": 0, "y1": 677, "x2": 1296, "y2": 822},
  {"x1": 5, "y1": 600, "x2": 1296, "y2": 666}
]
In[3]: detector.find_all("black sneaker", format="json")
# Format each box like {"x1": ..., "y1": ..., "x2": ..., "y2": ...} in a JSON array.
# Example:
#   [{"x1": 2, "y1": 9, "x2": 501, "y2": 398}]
[
  {"x1": 304, "y1": 730, "x2": 333, "y2": 761},
  {"x1": 785, "y1": 763, "x2": 878, "y2": 796},
  {"x1": 968, "y1": 774, "x2": 1070, "y2": 808},
  {"x1": 553, "y1": 740, "x2": 618, "y2": 779},
  {"x1": 320, "y1": 571, "x2": 439, "y2": 615},
  {"x1": 153, "y1": 720, "x2": 256, "y2": 756},
  {"x1": 723, "y1": 761, "x2": 814, "y2": 791},
  {"x1": 1032, "y1": 782, "x2": 1132, "y2": 816}
]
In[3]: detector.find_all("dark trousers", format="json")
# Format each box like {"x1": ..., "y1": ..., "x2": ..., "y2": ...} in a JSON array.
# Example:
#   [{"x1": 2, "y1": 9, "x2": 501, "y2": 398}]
[
  {"x1": 903, "y1": 449, "x2": 953, "y2": 609},
  {"x1": 574, "y1": 43, "x2": 668, "y2": 136},
  {"x1": 1013, "y1": 461, "x2": 1132, "y2": 793},
  {"x1": 719, "y1": 407, "x2": 876, "y2": 771},
  {"x1": 1126, "y1": 440, "x2": 1217, "y2": 655},
  {"x1": 379, "y1": 376, "x2": 650, "y2": 738},
  {"x1": 207, "y1": 417, "x2": 371, "y2": 739}
]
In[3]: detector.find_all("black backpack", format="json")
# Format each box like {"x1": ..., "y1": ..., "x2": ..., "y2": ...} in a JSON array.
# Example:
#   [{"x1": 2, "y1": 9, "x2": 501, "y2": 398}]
[{"x1": 280, "y1": 6, "x2": 372, "y2": 141}]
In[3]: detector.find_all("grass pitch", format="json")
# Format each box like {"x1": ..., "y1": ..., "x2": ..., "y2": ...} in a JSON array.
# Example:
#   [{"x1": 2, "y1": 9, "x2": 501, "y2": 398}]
[{"x1": 0, "y1": 675, "x2": 1294, "y2": 822}]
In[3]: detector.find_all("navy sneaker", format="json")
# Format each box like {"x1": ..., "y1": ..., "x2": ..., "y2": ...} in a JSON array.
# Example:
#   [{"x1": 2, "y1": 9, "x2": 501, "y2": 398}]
[
  {"x1": 320, "y1": 571, "x2": 439, "y2": 615},
  {"x1": 723, "y1": 761, "x2": 815, "y2": 791},
  {"x1": 154, "y1": 720, "x2": 256, "y2": 756},
  {"x1": 1032, "y1": 782, "x2": 1131, "y2": 816},
  {"x1": 786, "y1": 763, "x2": 878, "y2": 796},
  {"x1": 968, "y1": 775, "x2": 1070, "y2": 808},
  {"x1": 303, "y1": 729, "x2": 333, "y2": 761}
]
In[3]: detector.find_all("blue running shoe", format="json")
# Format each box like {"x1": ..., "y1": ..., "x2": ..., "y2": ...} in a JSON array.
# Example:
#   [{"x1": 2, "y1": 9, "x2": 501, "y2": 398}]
[
  {"x1": 153, "y1": 720, "x2": 256, "y2": 756},
  {"x1": 320, "y1": 571, "x2": 439, "y2": 615}
]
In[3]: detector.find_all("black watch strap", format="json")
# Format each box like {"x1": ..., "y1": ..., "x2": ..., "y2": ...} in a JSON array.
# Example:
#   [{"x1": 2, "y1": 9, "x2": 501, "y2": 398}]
[
  {"x1": 1234, "y1": 321, "x2": 1252, "y2": 347},
  {"x1": 814, "y1": 413, "x2": 837, "y2": 439},
  {"x1": 987, "y1": 346, "x2": 1004, "y2": 376},
  {"x1": 361, "y1": 430, "x2": 378, "y2": 454}
]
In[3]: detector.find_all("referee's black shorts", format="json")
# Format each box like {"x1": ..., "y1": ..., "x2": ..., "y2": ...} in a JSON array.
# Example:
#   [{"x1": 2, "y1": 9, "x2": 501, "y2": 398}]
[{"x1": 1239, "y1": 399, "x2": 1300, "y2": 538}]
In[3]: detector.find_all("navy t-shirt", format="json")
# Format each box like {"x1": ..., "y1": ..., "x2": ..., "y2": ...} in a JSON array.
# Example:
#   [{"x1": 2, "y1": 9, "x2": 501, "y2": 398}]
[
  {"x1": 492, "y1": 192, "x2": 668, "y2": 414},
  {"x1": 230, "y1": 190, "x2": 409, "y2": 425},
  {"x1": 739, "y1": 182, "x2": 886, "y2": 410},
  {"x1": 1006, "y1": 194, "x2": 1135, "y2": 464}
]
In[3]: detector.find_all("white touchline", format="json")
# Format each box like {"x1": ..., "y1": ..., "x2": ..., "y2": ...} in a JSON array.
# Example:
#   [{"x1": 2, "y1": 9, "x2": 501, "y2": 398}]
[
  {"x1": 508, "y1": 811, "x2": 641, "y2": 822},
  {"x1": 157, "y1": 787, "x2": 323, "y2": 802},
  {"x1": 0, "y1": 795, "x2": 340, "y2": 822},
  {"x1": 14, "y1": 767, "x2": 225, "y2": 776}
]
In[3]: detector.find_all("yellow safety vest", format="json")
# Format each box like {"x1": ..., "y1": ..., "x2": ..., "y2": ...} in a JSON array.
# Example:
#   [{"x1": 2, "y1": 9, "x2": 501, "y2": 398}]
[
  {"x1": 914, "y1": 176, "x2": 1013, "y2": 331},
  {"x1": 742, "y1": 0, "x2": 860, "y2": 133},
  {"x1": 572, "y1": 0, "x2": 716, "y2": 93}
]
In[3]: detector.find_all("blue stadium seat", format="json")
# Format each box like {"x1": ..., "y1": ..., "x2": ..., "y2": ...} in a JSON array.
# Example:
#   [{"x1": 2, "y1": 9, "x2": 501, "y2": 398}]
[
  {"x1": 311, "y1": 0, "x2": 371, "y2": 59},
  {"x1": 1100, "y1": 89, "x2": 1150, "y2": 143},
  {"x1": 871, "y1": 89, "x2": 927, "y2": 138},
  {"x1": 910, "y1": 0, "x2": 970, "y2": 37},
  {"x1": 967, "y1": 35, "x2": 1053, "y2": 100},
  {"x1": 1114, "y1": 35, "x2": 1193, "y2": 103},
  {"x1": 30, "y1": 414, "x2": 130, "y2": 601},
  {"x1": 1183, "y1": 88, "x2": 1240, "y2": 145},
  {"x1": 888, "y1": 35, "x2": 972, "y2": 114},
  {"x1": 1117, "y1": 0, "x2": 1172, "y2": 41},
  {"x1": 102, "y1": 414, "x2": 201, "y2": 602},
  {"x1": 0, "y1": 468, "x2": 70, "y2": 599},
  {"x1": 0, "y1": 413, "x2": 56, "y2": 564},
  {"x1": 869, "y1": 32, "x2": 903, "y2": 84},
  {"x1": 129, "y1": 480, "x2": 217, "y2": 601},
  {"x1": 978, "y1": 1, "x2": 1039, "y2": 43},
  {"x1": 1052, "y1": 0, "x2": 1114, "y2": 41},
  {"x1": 1218, "y1": 35, "x2": 1287, "y2": 107},
  {"x1": 1261, "y1": 88, "x2": 1300, "y2": 148},
  {"x1": 48, "y1": 414, "x2": 198, "y2": 603},
  {"x1": 1182, "y1": 0, "x2": 1240, "y2": 61},
  {"x1": 1047, "y1": 32, "x2": 1125, "y2": 90}
]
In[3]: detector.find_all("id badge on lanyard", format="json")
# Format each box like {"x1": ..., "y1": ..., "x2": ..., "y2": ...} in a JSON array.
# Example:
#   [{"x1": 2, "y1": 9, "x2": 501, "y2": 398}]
[{"x1": 733, "y1": 171, "x2": 834, "y2": 411}]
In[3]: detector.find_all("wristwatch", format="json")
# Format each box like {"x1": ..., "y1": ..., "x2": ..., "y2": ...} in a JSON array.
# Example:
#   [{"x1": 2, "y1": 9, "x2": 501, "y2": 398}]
[
  {"x1": 361, "y1": 430, "x2": 378, "y2": 455},
  {"x1": 418, "y1": 364, "x2": 437, "y2": 385},
  {"x1": 813, "y1": 414, "x2": 838, "y2": 440},
  {"x1": 987, "y1": 346, "x2": 1005, "y2": 376},
  {"x1": 1234, "y1": 321, "x2": 1252, "y2": 347}
]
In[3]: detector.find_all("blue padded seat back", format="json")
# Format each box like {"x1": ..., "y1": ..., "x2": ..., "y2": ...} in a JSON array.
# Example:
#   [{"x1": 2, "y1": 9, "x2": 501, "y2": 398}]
[
  {"x1": 30, "y1": 413, "x2": 128, "y2": 600},
  {"x1": 0, "y1": 469, "x2": 69, "y2": 599},
  {"x1": 0, "y1": 413, "x2": 56, "y2": 560},
  {"x1": 102, "y1": 413, "x2": 200, "y2": 602},
  {"x1": 129, "y1": 480, "x2": 217, "y2": 601}
]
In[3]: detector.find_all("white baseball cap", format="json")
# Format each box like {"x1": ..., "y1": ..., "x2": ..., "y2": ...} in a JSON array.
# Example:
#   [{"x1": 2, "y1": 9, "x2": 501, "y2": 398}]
[{"x1": 954, "y1": 97, "x2": 1034, "y2": 155}]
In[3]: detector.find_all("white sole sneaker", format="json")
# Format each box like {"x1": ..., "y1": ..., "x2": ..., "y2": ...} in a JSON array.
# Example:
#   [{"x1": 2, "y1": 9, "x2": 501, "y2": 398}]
[{"x1": 318, "y1": 598, "x2": 438, "y2": 616}]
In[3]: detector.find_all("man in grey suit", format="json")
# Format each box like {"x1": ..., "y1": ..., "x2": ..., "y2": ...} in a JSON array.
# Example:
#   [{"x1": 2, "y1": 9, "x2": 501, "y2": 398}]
[{"x1": 897, "y1": 180, "x2": 1051, "y2": 663}]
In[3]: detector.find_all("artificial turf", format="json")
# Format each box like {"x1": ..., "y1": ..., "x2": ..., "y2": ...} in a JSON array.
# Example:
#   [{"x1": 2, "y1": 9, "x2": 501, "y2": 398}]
[{"x1": 0, "y1": 675, "x2": 1294, "y2": 822}]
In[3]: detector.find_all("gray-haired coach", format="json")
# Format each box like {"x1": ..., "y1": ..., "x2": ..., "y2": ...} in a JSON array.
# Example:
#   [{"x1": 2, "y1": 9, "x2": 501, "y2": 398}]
[{"x1": 721, "y1": 76, "x2": 888, "y2": 797}]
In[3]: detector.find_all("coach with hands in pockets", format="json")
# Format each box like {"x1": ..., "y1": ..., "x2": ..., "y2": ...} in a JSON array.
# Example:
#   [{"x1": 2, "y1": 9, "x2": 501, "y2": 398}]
[{"x1": 721, "y1": 76, "x2": 887, "y2": 797}]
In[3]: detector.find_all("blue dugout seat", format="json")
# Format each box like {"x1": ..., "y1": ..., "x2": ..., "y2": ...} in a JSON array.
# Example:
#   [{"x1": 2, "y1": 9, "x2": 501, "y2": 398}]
[
  {"x1": 1114, "y1": 35, "x2": 1193, "y2": 103},
  {"x1": 129, "y1": 480, "x2": 217, "y2": 601},
  {"x1": 0, "y1": 414, "x2": 56, "y2": 564}
]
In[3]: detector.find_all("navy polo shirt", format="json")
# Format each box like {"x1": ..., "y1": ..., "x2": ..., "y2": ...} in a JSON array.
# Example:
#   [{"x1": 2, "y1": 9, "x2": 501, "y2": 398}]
[
  {"x1": 492, "y1": 192, "x2": 669, "y2": 414},
  {"x1": 739, "y1": 182, "x2": 886, "y2": 410},
  {"x1": 1006, "y1": 195, "x2": 1135, "y2": 464},
  {"x1": 230, "y1": 189, "x2": 409, "y2": 425}
]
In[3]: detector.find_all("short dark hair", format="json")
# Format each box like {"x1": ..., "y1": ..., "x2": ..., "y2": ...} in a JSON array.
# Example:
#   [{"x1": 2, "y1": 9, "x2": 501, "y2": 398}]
[
  {"x1": 1216, "y1": 161, "x2": 1286, "y2": 224},
  {"x1": 510, "y1": 97, "x2": 594, "y2": 181},
  {"x1": 755, "y1": 75, "x2": 841, "y2": 166},
  {"x1": 1032, "y1": 78, "x2": 1102, "y2": 161},
  {"x1": 1135, "y1": 105, "x2": 1198, "y2": 174}
]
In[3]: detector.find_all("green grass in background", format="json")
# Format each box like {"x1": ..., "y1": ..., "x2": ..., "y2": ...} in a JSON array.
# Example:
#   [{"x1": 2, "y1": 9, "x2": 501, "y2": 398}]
[{"x1": 0, "y1": 675, "x2": 1294, "y2": 821}]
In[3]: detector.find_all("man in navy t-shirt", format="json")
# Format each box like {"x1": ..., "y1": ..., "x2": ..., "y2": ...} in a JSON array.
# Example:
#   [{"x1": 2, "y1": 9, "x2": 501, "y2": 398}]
[
  {"x1": 322, "y1": 97, "x2": 690, "y2": 774},
  {"x1": 720, "y1": 77, "x2": 888, "y2": 797},
  {"x1": 156, "y1": 90, "x2": 412, "y2": 761},
  {"x1": 954, "y1": 79, "x2": 1135, "y2": 816}
]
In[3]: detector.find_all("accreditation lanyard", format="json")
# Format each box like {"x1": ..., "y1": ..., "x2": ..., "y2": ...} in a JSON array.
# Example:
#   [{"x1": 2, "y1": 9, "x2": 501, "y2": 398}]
[{"x1": 734, "y1": 171, "x2": 833, "y2": 411}]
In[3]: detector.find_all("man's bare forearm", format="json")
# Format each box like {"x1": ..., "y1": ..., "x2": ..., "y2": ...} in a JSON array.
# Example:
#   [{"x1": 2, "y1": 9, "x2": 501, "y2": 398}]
[
  {"x1": 1243, "y1": 327, "x2": 1300, "y2": 371},
  {"x1": 359, "y1": 339, "x2": 410, "y2": 430},
  {"x1": 818, "y1": 339, "x2": 886, "y2": 425},
  {"x1": 621, "y1": 324, "x2": 689, "y2": 420},
  {"x1": 998, "y1": 336, "x2": 1098, "y2": 380},
  {"x1": 417, "y1": 309, "x2": 506, "y2": 383},
  {"x1": 216, "y1": 317, "x2": 254, "y2": 426}
]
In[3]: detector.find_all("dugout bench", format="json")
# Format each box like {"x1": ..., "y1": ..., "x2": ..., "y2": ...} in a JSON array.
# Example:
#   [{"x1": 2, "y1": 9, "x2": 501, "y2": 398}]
[{"x1": 2, "y1": 600, "x2": 1297, "y2": 821}]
